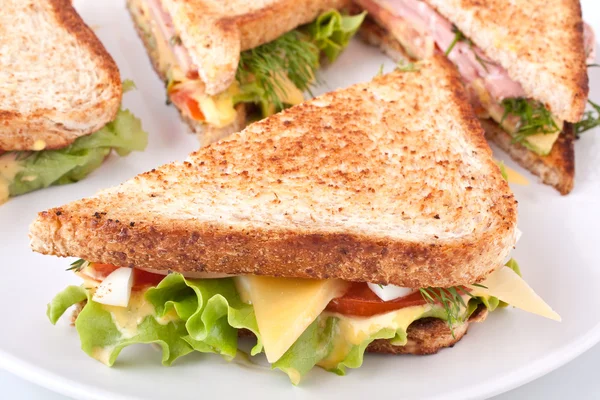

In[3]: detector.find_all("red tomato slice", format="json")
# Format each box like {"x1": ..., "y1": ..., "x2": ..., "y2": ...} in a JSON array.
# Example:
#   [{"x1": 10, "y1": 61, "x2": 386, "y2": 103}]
[
  {"x1": 326, "y1": 282, "x2": 427, "y2": 317},
  {"x1": 169, "y1": 88, "x2": 205, "y2": 121}
]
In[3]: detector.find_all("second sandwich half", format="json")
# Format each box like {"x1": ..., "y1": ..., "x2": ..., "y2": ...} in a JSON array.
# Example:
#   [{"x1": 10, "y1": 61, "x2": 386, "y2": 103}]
[{"x1": 127, "y1": 0, "x2": 365, "y2": 145}]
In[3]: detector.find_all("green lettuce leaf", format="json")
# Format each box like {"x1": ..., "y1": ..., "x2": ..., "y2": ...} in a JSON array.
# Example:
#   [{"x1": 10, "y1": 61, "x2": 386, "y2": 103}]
[
  {"x1": 48, "y1": 270, "x2": 501, "y2": 383},
  {"x1": 145, "y1": 274, "x2": 262, "y2": 359},
  {"x1": 5, "y1": 82, "x2": 148, "y2": 198},
  {"x1": 47, "y1": 275, "x2": 261, "y2": 367},
  {"x1": 305, "y1": 10, "x2": 366, "y2": 62}
]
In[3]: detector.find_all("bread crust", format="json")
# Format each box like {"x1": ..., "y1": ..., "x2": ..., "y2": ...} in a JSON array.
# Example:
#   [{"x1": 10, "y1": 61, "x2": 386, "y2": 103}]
[
  {"x1": 367, "y1": 305, "x2": 488, "y2": 355},
  {"x1": 30, "y1": 57, "x2": 517, "y2": 288},
  {"x1": 160, "y1": 0, "x2": 351, "y2": 95},
  {"x1": 359, "y1": 18, "x2": 576, "y2": 195},
  {"x1": 126, "y1": 0, "x2": 246, "y2": 146},
  {"x1": 481, "y1": 120, "x2": 575, "y2": 195},
  {"x1": 0, "y1": 0, "x2": 121, "y2": 151}
]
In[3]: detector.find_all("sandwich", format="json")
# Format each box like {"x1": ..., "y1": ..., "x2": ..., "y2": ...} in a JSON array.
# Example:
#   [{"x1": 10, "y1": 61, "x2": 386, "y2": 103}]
[
  {"x1": 34, "y1": 56, "x2": 559, "y2": 383},
  {"x1": 0, "y1": 0, "x2": 148, "y2": 205},
  {"x1": 355, "y1": 0, "x2": 599, "y2": 194},
  {"x1": 126, "y1": 0, "x2": 365, "y2": 145}
]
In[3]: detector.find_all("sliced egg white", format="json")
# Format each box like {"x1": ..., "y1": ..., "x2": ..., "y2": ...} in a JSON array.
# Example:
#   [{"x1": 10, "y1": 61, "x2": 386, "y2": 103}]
[
  {"x1": 367, "y1": 283, "x2": 414, "y2": 301},
  {"x1": 92, "y1": 267, "x2": 133, "y2": 307}
]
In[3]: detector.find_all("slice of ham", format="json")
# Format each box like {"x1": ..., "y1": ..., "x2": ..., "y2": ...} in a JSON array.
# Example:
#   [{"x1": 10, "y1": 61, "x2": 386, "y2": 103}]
[
  {"x1": 146, "y1": 0, "x2": 197, "y2": 79},
  {"x1": 584, "y1": 22, "x2": 596, "y2": 64},
  {"x1": 377, "y1": 0, "x2": 595, "y2": 103}
]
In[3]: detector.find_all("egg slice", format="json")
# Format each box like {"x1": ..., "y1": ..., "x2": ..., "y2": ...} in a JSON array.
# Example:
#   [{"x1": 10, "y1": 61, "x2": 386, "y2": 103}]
[
  {"x1": 92, "y1": 267, "x2": 133, "y2": 307},
  {"x1": 367, "y1": 283, "x2": 414, "y2": 301}
]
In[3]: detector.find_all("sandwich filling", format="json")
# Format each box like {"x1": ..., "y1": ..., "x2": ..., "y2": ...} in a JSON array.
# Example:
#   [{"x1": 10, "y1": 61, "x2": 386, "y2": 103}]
[
  {"x1": 359, "y1": 0, "x2": 596, "y2": 156},
  {"x1": 49, "y1": 258, "x2": 559, "y2": 384},
  {"x1": 0, "y1": 81, "x2": 148, "y2": 205},
  {"x1": 129, "y1": 0, "x2": 365, "y2": 129}
]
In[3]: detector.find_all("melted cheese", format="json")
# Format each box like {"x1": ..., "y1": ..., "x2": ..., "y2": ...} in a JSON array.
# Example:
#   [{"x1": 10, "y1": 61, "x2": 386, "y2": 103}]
[
  {"x1": 471, "y1": 266, "x2": 560, "y2": 321},
  {"x1": 194, "y1": 84, "x2": 239, "y2": 128},
  {"x1": 234, "y1": 276, "x2": 349, "y2": 363},
  {"x1": 0, "y1": 153, "x2": 23, "y2": 204},
  {"x1": 318, "y1": 305, "x2": 430, "y2": 370}
]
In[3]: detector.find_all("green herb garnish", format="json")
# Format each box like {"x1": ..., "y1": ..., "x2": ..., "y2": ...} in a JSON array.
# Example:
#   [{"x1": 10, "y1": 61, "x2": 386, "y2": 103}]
[
  {"x1": 419, "y1": 286, "x2": 476, "y2": 337},
  {"x1": 66, "y1": 259, "x2": 89, "y2": 272},
  {"x1": 445, "y1": 25, "x2": 468, "y2": 56},
  {"x1": 574, "y1": 100, "x2": 600, "y2": 137},
  {"x1": 236, "y1": 31, "x2": 319, "y2": 111},
  {"x1": 396, "y1": 60, "x2": 420, "y2": 72},
  {"x1": 501, "y1": 98, "x2": 559, "y2": 144}
]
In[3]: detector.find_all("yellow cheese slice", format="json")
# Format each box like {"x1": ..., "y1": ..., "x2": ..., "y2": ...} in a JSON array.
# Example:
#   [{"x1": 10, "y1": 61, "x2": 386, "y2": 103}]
[
  {"x1": 234, "y1": 276, "x2": 349, "y2": 363},
  {"x1": 503, "y1": 165, "x2": 529, "y2": 186},
  {"x1": 471, "y1": 266, "x2": 560, "y2": 321}
]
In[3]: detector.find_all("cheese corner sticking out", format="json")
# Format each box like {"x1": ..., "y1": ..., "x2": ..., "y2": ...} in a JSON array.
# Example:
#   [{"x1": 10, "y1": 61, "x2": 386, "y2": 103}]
[
  {"x1": 235, "y1": 276, "x2": 349, "y2": 363},
  {"x1": 504, "y1": 165, "x2": 529, "y2": 186},
  {"x1": 367, "y1": 283, "x2": 414, "y2": 301},
  {"x1": 471, "y1": 266, "x2": 561, "y2": 321},
  {"x1": 92, "y1": 267, "x2": 133, "y2": 308}
]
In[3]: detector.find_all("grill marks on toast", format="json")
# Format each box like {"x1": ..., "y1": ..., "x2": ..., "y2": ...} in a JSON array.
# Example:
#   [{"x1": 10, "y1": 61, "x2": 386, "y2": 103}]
[{"x1": 30, "y1": 57, "x2": 516, "y2": 288}]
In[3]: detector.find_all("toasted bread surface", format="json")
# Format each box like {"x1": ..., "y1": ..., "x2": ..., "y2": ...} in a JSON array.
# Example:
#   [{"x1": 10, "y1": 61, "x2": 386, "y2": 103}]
[
  {"x1": 360, "y1": 19, "x2": 577, "y2": 195},
  {"x1": 126, "y1": 1, "x2": 247, "y2": 146},
  {"x1": 482, "y1": 120, "x2": 575, "y2": 195},
  {"x1": 160, "y1": 0, "x2": 350, "y2": 95},
  {"x1": 0, "y1": 0, "x2": 121, "y2": 151},
  {"x1": 426, "y1": 0, "x2": 588, "y2": 123},
  {"x1": 30, "y1": 56, "x2": 517, "y2": 288}
]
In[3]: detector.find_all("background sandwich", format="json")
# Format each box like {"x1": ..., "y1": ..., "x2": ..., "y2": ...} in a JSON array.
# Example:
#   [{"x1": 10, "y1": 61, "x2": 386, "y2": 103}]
[
  {"x1": 127, "y1": 0, "x2": 365, "y2": 145},
  {"x1": 0, "y1": 0, "x2": 148, "y2": 205},
  {"x1": 355, "y1": 0, "x2": 599, "y2": 194},
  {"x1": 35, "y1": 57, "x2": 558, "y2": 383}
]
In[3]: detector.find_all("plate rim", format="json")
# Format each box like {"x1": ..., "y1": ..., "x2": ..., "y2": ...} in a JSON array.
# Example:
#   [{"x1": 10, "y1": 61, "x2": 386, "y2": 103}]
[{"x1": 2, "y1": 318, "x2": 600, "y2": 400}]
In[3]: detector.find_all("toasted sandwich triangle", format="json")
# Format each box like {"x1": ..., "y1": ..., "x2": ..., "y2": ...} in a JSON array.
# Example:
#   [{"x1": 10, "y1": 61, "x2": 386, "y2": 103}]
[
  {"x1": 0, "y1": 0, "x2": 122, "y2": 151},
  {"x1": 29, "y1": 56, "x2": 517, "y2": 288},
  {"x1": 428, "y1": 0, "x2": 588, "y2": 123}
]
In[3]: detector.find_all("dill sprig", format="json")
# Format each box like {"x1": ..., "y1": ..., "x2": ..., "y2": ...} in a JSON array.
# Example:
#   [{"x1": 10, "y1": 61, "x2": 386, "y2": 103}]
[
  {"x1": 574, "y1": 100, "x2": 600, "y2": 138},
  {"x1": 420, "y1": 286, "x2": 477, "y2": 337},
  {"x1": 445, "y1": 25, "x2": 468, "y2": 56},
  {"x1": 396, "y1": 60, "x2": 420, "y2": 72},
  {"x1": 501, "y1": 98, "x2": 559, "y2": 143},
  {"x1": 66, "y1": 259, "x2": 89, "y2": 272},
  {"x1": 236, "y1": 31, "x2": 319, "y2": 110}
]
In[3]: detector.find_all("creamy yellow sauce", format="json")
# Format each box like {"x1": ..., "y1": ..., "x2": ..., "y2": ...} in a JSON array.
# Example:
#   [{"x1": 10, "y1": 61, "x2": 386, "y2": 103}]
[
  {"x1": 0, "y1": 152, "x2": 23, "y2": 204},
  {"x1": 317, "y1": 304, "x2": 431, "y2": 369},
  {"x1": 103, "y1": 290, "x2": 179, "y2": 339}
]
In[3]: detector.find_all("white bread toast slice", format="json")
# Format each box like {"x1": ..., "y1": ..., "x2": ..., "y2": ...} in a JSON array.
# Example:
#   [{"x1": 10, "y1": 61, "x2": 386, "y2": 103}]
[
  {"x1": 159, "y1": 0, "x2": 351, "y2": 96},
  {"x1": 359, "y1": 18, "x2": 577, "y2": 194},
  {"x1": 29, "y1": 56, "x2": 517, "y2": 288},
  {"x1": 0, "y1": 0, "x2": 122, "y2": 151},
  {"x1": 427, "y1": 0, "x2": 588, "y2": 123}
]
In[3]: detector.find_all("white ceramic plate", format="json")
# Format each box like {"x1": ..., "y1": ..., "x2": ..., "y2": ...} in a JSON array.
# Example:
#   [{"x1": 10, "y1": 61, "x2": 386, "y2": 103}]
[{"x1": 1, "y1": 1, "x2": 599, "y2": 399}]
